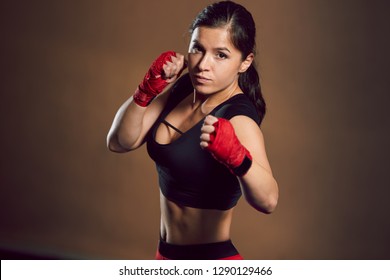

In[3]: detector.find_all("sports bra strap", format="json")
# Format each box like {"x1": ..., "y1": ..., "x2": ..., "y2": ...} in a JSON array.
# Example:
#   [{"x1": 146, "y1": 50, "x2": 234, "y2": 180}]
[{"x1": 161, "y1": 119, "x2": 184, "y2": 135}]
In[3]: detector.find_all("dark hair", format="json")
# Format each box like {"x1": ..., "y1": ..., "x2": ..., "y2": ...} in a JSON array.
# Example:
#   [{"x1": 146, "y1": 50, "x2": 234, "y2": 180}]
[{"x1": 190, "y1": 0, "x2": 266, "y2": 123}]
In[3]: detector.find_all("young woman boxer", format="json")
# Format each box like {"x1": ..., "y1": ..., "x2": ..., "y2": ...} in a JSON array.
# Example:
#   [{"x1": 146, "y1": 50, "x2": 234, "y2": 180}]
[{"x1": 107, "y1": 1, "x2": 279, "y2": 260}]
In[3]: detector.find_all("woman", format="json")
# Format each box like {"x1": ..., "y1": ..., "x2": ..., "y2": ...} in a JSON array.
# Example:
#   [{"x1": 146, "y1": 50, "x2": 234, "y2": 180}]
[{"x1": 107, "y1": 1, "x2": 278, "y2": 260}]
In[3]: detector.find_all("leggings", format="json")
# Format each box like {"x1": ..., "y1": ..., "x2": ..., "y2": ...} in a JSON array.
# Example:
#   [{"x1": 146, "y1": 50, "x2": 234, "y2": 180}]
[{"x1": 156, "y1": 237, "x2": 243, "y2": 260}]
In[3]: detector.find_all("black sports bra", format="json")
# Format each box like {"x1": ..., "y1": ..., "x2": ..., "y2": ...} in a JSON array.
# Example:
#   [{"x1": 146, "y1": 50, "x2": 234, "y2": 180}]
[{"x1": 146, "y1": 74, "x2": 260, "y2": 210}]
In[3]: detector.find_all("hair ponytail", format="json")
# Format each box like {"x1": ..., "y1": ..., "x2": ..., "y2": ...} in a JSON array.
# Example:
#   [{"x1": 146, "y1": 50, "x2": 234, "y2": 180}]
[{"x1": 239, "y1": 63, "x2": 266, "y2": 123}]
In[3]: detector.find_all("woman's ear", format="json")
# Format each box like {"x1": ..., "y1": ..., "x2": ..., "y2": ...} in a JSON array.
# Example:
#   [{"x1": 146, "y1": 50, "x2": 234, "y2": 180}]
[{"x1": 239, "y1": 53, "x2": 254, "y2": 73}]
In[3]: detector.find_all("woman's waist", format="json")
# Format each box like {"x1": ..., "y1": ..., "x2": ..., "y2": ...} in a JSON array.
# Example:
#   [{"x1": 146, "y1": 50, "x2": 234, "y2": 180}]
[{"x1": 157, "y1": 236, "x2": 241, "y2": 260}]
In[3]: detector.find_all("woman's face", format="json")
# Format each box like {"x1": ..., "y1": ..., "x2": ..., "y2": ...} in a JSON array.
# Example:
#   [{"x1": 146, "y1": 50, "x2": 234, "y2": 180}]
[{"x1": 187, "y1": 26, "x2": 252, "y2": 96}]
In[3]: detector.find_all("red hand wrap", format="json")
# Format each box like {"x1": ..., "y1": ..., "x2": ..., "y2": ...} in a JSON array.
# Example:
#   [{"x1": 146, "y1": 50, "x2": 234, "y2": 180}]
[
  {"x1": 133, "y1": 51, "x2": 176, "y2": 107},
  {"x1": 205, "y1": 118, "x2": 252, "y2": 176}
]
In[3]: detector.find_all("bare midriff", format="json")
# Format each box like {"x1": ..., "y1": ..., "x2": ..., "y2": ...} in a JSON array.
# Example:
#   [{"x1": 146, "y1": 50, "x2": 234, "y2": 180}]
[{"x1": 159, "y1": 192, "x2": 234, "y2": 245}]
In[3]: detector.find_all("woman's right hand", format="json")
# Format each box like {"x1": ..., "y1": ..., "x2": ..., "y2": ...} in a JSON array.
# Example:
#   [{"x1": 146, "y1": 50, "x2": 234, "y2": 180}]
[
  {"x1": 163, "y1": 52, "x2": 187, "y2": 83},
  {"x1": 133, "y1": 51, "x2": 187, "y2": 107}
]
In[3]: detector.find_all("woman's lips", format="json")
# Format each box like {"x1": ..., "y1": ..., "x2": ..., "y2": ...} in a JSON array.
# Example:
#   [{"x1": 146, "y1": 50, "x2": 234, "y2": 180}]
[{"x1": 193, "y1": 75, "x2": 211, "y2": 84}]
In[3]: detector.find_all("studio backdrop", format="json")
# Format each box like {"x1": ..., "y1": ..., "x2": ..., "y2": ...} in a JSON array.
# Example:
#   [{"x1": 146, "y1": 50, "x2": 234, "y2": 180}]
[{"x1": 1, "y1": 0, "x2": 389, "y2": 259}]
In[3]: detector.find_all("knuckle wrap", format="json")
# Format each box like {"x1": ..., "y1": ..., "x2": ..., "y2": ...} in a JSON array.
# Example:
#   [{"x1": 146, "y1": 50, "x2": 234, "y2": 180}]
[
  {"x1": 205, "y1": 118, "x2": 252, "y2": 176},
  {"x1": 133, "y1": 51, "x2": 176, "y2": 107}
]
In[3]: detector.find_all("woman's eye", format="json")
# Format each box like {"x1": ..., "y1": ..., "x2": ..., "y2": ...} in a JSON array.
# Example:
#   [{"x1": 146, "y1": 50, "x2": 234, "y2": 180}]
[
  {"x1": 217, "y1": 52, "x2": 228, "y2": 59},
  {"x1": 191, "y1": 46, "x2": 202, "y2": 53}
]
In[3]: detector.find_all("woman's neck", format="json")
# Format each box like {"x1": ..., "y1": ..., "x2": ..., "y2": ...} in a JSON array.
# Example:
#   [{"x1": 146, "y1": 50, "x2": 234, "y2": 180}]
[{"x1": 192, "y1": 84, "x2": 242, "y2": 114}]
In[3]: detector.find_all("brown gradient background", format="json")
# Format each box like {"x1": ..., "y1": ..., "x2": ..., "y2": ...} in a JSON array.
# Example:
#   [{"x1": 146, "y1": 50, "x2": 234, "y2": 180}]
[{"x1": 1, "y1": 0, "x2": 389, "y2": 259}]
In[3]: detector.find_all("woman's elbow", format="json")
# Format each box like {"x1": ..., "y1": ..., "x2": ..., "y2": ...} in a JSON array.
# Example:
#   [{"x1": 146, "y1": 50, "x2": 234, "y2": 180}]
[
  {"x1": 106, "y1": 133, "x2": 131, "y2": 153},
  {"x1": 264, "y1": 184, "x2": 279, "y2": 214},
  {"x1": 107, "y1": 141, "x2": 126, "y2": 153},
  {"x1": 261, "y1": 194, "x2": 278, "y2": 214},
  {"x1": 248, "y1": 184, "x2": 279, "y2": 214},
  {"x1": 247, "y1": 197, "x2": 277, "y2": 214}
]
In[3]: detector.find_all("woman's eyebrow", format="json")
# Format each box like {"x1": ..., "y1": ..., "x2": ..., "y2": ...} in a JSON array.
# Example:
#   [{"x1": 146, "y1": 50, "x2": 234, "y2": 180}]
[
  {"x1": 215, "y1": 47, "x2": 231, "y2": 53},
  {"x1": 192, "y1": 40, "x2": 231, "y2": 53}
]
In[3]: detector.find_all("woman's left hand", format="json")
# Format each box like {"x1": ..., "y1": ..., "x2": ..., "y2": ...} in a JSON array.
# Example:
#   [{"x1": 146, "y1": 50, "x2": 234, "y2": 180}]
[{"x1": 200, "y1": 115, "x2": 218, "y2": 148}]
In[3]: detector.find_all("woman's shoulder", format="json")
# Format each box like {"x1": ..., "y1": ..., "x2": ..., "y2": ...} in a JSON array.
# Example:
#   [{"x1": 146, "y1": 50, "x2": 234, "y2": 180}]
[{"x1": 213, "y1": 93, "x2": 261, "y2": 125}]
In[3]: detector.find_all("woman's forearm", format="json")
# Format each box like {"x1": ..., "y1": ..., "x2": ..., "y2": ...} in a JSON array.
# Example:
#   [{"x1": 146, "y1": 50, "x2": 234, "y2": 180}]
[{"x1": 238, "y1": 161, "x2": 279, "y2": 214}]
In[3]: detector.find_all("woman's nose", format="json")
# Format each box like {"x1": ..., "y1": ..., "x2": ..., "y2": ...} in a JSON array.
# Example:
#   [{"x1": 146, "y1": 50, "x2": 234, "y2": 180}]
[{"x1": 197, "y1": 53, "x2": 211, "y2": 71}]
